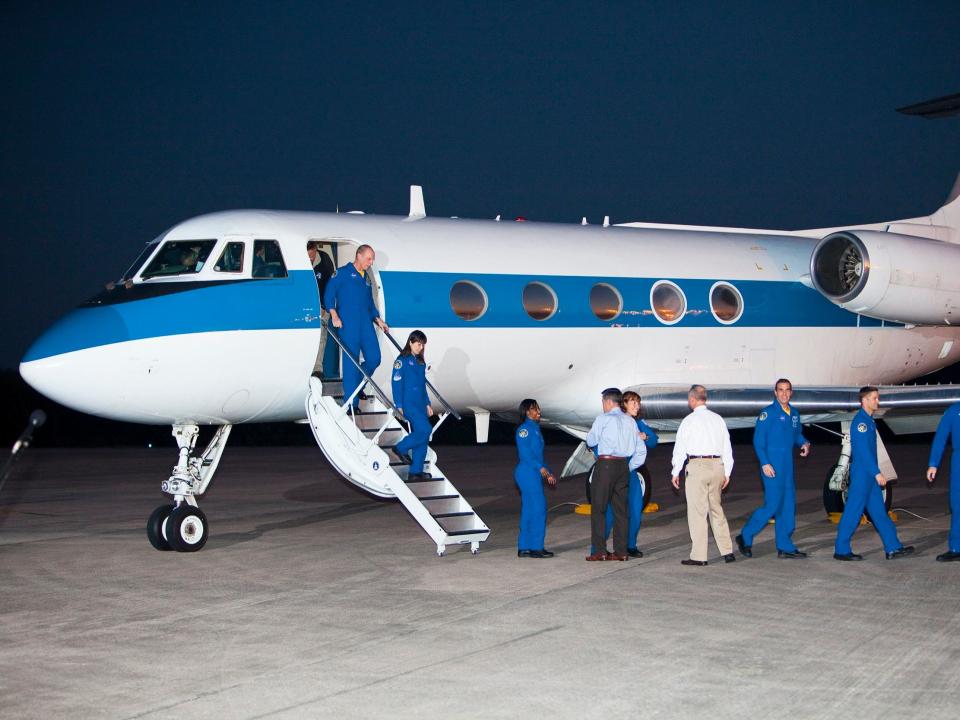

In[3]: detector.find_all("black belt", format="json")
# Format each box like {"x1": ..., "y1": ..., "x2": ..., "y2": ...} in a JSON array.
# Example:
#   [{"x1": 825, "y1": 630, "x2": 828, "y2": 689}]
[
  {"x1": 688, "y1": 455, "x2": 720, "y2": 459},
  {"x1": 597, "y1": 455, "x2": 628, "y2": 461}
]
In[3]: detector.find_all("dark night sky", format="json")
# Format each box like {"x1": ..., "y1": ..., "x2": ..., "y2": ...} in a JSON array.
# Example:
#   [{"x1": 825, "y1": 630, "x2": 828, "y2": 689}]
[{"x1": 3, "y1": 1, "x2": 960, "y2": 370}]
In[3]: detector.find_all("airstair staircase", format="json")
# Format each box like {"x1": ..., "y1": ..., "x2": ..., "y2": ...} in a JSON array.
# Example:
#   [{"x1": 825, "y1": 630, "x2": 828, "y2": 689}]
[{"x1": 305, "y1": 328, "x2": 490, "y2": 556}]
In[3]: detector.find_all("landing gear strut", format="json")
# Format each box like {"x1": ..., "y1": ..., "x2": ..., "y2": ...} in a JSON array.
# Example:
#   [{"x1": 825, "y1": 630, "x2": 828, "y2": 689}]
[{"x1": 145, "y1": 424, "x2": 231, "y2": 552}]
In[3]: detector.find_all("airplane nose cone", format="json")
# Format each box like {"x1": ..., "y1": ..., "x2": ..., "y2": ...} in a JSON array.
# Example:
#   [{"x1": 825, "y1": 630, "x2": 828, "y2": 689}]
[{"x1": 20, "y1": 306, "x2": 129, "y2": 411}]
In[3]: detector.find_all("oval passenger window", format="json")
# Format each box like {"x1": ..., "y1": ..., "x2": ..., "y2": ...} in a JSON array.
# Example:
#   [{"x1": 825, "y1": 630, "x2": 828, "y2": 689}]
[
  {"x1": 590, "y1": 283, "x2": 622, "y2": 321},
  {"x1": 651, "y1": 281, "x2": 686, "y2": 325},
  {"x1": 523, "y1": 282, "x2": 558, "y2": 321},
  {"x1": 710, "y1": 282, "x2": 743, "y2": 324},
  {"x1": 450, "y1": 281, "x2": 488, "y2": 321}
]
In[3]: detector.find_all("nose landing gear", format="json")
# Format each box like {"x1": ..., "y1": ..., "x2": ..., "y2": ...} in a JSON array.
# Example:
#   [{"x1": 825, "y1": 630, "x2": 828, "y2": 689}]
[{"x1": 145, "y1": 423, "x2": 231, "y2": 552}]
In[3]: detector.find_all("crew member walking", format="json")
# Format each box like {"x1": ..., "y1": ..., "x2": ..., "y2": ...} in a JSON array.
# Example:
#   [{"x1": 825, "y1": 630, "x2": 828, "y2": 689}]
[
  {"x1": 834, "y1": 386, "x2": 914, "y2": 561},
  {"x1": 602, "y1": 391, "x2": 655, "y2": 557},
  {"x1": 927, "y1": 402, "x2": 960, "y2": 562},
  {"x1": 323, "y1": 244, "x2": 388, "y2": 407},
  {"x1": 391, "y1": 331, "x2": 433, "y2": 481},
  {"x1": 737, "y1": 379, "x2": 811, "y2": 559},
  {"x1": 514, "y1": 399, "x2": 557, "y2": 558},
  {"x1": 671, "y1": 384, "x2": 736, "y2": 566},
  {"x1": 585, "y1": 388, "x2": 645, "y2": 561}
]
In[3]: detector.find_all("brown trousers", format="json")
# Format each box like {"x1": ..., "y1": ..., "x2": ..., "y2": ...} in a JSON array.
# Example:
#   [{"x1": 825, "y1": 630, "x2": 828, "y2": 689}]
[
  {"x1": 591, "y1": 458, "x2": 629, "y2": 555},
  {"x1": 684, "y1": 458, "x2": 733, "y2": 561}
]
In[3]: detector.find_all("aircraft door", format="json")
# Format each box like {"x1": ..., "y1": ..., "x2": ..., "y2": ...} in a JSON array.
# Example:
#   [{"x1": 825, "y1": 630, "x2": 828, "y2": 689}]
[{"x1": 308, "y1": 239, "x2": 340, "y2": 379}]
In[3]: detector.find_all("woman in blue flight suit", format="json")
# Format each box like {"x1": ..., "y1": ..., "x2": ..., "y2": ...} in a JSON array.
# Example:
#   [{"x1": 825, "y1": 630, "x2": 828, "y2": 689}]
[
  {"x1": 601, "y1": 391, "x2": 656, "y2": 557},
  {"x1": 515, "y1": 399, "x2": 557, "y2": 559},
  {"x1": 391, "y1": 330, "x2": 433, "y2": 480}
]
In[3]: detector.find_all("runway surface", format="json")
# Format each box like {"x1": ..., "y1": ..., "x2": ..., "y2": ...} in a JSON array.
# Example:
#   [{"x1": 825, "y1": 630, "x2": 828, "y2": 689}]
[{"x1": 2, "y1": 440, "x2": 959, "y2": 719}]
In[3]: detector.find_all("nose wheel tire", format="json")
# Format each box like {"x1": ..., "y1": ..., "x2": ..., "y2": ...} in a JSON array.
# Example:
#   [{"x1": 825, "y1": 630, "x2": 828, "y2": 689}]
[
  {"x1": 146, "y1": 504, "x2": 174, "y2": 551},
  {"x1": 166, "y1": 504, "x2": 209, "y2": 552}
]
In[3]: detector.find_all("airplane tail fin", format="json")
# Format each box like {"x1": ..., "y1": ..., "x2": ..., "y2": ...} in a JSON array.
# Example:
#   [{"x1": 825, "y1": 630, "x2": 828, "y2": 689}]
[{"x1": 931, "y1": 172, "x2": 960, "y2": 233}]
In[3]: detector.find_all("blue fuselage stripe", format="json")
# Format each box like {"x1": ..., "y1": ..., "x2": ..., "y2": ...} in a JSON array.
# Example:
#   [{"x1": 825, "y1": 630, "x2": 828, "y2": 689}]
[{"x1": 22, "y1": 270, "x2": 885, "y2": 362}]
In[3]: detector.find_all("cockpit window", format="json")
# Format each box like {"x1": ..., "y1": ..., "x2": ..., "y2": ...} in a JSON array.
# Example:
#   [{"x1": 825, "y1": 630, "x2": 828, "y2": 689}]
[
  {"x1": 252, "y1": 239, "x2": 287, "y2": 278},
  {"x1": 140, "y1": 240, "x2": 217, "y2": 279},
  {"x1": 215, "y1": 242, "x2": 245, "y2": 273}
]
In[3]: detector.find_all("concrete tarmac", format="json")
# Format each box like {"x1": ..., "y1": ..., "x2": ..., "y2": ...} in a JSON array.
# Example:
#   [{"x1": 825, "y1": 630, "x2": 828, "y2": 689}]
[{"x1": 1, "y1": 440, "x2": 959, "y2": 719}]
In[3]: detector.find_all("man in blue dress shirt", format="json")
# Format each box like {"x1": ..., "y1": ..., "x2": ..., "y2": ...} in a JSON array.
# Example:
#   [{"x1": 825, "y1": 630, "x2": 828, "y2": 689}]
[
  {"x1": 926, "y1": 402, "x2": 960, "y2": 562},
  {"x1": 737, "y1": 379, "x2": 811, "y2": 559},
  {"x1": 323, "y1": 245, "x2": 389, "y2": 407},
  {"x1": 834, "y1": 386, "x2": 914, "y2": 561},
  {"x1": 585, "y1": 388, "x2": 646, "y2": 561}
]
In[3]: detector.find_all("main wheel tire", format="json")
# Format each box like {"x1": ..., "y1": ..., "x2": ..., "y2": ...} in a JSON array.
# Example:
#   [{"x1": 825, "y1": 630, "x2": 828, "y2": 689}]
[
  {"x1": 146, "y1": 504, "x2": 174, "y2": 551},
  {"x1": 639, "y1": 465, "x2": 653, "y2": 511},
  {"x1": 166, "y1": 504, "x2": 209, "y2": 552}
]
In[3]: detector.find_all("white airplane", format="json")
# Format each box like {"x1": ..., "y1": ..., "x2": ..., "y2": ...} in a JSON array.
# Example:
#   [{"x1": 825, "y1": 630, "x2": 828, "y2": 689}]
[{"x1": 19, "y1": 162, "x2": 960, "y2": 554}]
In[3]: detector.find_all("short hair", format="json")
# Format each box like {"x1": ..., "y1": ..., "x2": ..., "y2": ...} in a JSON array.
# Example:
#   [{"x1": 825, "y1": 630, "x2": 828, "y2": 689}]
[
  {"x1": 306, "y1": 240, "x2": 319, "y2": 251},
  {"x1": 602, "y1": 387, "x2": 622, "y2": 405},
  {"x1": 859, "y1": 385, "x2": 878, "y2": 401},
  {"x1": 621, "y1": 390, "x2": 641, "y2": 404},
  {"x1": 355, "y1": 244, "x2": 374, "y2": 258},
  {"x1": 774, "y1": 378, "x2": 792, "y2": 390},
  {"x1": 688, "y1": 384, "x2": 707, "y2": 402}
]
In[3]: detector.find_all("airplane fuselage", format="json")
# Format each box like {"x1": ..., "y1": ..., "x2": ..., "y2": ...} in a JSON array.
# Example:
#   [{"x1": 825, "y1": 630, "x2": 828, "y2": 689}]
[{"x1": 20, "y1": 210, "x2": 960, "y2": 431}]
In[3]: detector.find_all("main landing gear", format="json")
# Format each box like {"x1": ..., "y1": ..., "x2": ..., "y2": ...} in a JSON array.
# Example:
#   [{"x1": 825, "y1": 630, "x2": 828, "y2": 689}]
[{"x1": 146, "y1": 424, "x2": 231, "y2": 553}]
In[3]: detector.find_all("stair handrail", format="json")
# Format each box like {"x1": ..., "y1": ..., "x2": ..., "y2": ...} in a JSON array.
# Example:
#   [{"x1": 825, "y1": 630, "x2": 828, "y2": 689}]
[
  {"x1": 383, "y1": 331, "x2": 462, "y2": 422},
  {"x1": 323, "y1": 321, "x2": 407, "y2": 424}
]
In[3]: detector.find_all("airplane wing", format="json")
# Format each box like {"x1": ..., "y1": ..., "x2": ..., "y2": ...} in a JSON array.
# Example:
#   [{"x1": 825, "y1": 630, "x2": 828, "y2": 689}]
[{"x1": 631, "y1": 384, "x2": 960, "y2": 433}]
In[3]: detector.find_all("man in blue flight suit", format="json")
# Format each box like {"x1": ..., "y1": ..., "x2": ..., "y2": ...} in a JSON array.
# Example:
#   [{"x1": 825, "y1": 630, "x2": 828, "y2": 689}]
[
  {"x1": 323, "y1": 245, "x2": 389, "y2": 407},
  {"x1": 834, "y1": 386, "x2": 914, "y2": 561},
  {"x1": 736, "y1": 379, "x2": 811, "y2": 559},
  {"x1": 925, "y1": 402, "x2": 960, "y2": 562}
]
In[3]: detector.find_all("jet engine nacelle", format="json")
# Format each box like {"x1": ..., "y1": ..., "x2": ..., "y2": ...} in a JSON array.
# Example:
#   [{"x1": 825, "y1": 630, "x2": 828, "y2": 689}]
[{"x1": 809, "y1": 230, "x2": 960, "y2": 326}]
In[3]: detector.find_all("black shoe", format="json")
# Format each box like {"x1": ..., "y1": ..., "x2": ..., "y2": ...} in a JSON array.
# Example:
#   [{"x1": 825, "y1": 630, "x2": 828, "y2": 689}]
[
  {"x1": 517, "y1": 550, "x2": 531, "y2": 558},
  {"x1": 834, "y1": 552, "x2": 863, "y2": 561},
  {"x1": 723, "y1": 554, "x2": 736, "y2": 563},
  {"x1": 408, "y1": 472, "x2": 433, "y2": 481},
  {"x1": 529, "y1": 549, "x2": 554, "y2": 559},
  {"x1": 778, "y1": 549, "x2": 808, "y2": 559},
  {"x1": 539, "y1": 549, "x2": 555, "y2": 558},
  {"x1": 681, "y1": 559, "x2": 708, "y2": 566},
  {"x1": 886, "y1": 545, "x2": 915, "y2": 560},
  {"x1": 627, "y1": 548, "x2": 644, "y2": 558},
  {"x1": 936, "y1": 551, "x2": 960, "y2": 562},
  {"x1": 735, "y1": 534, "x2": 752, "y2": 558},
  {"x1": 357, "y1": 390, "x2": 370, "y2": 401}
]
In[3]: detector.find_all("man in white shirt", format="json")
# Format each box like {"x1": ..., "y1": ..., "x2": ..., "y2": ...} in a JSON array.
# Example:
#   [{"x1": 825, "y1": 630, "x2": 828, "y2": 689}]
[{"x1": 671, "y1": 385, "x2": 736, "y2": 566}]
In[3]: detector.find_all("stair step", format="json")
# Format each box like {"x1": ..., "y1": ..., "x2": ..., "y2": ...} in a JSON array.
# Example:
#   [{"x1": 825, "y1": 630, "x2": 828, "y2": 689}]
[
  {"x1": 418, "y1": 494, "x2": 459, "y2": 501},
  {"x1": 432, "y1": 511, "x2": 474, "y2": 518},
  {"x1": 360, "y1": 426, "x2": 402, "y2": 435},
  {"x1": 445, "y1": 528, "x2": 490, "y2": 537}
]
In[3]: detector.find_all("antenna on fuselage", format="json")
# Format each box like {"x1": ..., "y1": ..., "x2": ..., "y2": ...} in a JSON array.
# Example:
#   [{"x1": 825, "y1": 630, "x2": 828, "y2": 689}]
[
  {"x1": 408, "y1": 185, "x2": 426, "y2": 220},
  {"x1": 603, "y1": 216, "x2": 610, "y2": 228},
  {"x1": 581, "y1": 217, "x2": 588, "y2": 225}
]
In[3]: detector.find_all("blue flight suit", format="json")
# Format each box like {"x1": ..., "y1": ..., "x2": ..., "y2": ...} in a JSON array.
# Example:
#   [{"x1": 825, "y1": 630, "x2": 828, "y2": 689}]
[
  {"x1": 391, "y1": 354, "x2": 431, "y2": 475},
  {"x1": 835, "y1": 409, "x2": 904, "y2": 555},
  {"x1": 928, "y1": 402, "x2": 960, "y2": 554},
  {"x1": 514, "y1": 418, "x2": 551, "y2": 552},
  {"x1": 323, "y1": 263, "x2": 381, "y2": 407},
  {"x1": 603, "y1": 419, "x2": 659, "y2": 550},
  {"x1": 740, "y1": 401, "x2": 808, "y2": 552}
]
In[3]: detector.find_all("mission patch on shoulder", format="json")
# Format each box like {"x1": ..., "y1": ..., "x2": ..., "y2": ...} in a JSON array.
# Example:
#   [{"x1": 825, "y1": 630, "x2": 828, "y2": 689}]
[
  {"x1": 518, "y1": 428, "x2": 529, "y2": 438},
  {"x1": 857, "y1": 422, "x2": 868, "y2": 433},
  {"x1": 394, "y1": 360, "x2": 402, "y2": 369},
  {"x1": 758, "y1": 411, "x2": 767, "y2": 421}
]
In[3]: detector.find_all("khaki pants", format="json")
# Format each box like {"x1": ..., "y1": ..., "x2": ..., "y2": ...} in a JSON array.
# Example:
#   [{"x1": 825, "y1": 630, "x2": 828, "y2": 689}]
[
  {"x1": 313, "y1": 311, "x2": 329, "y2": 374},
  {"x1": 684, "y1": 458, "x2": 733, "y2": 561}
]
